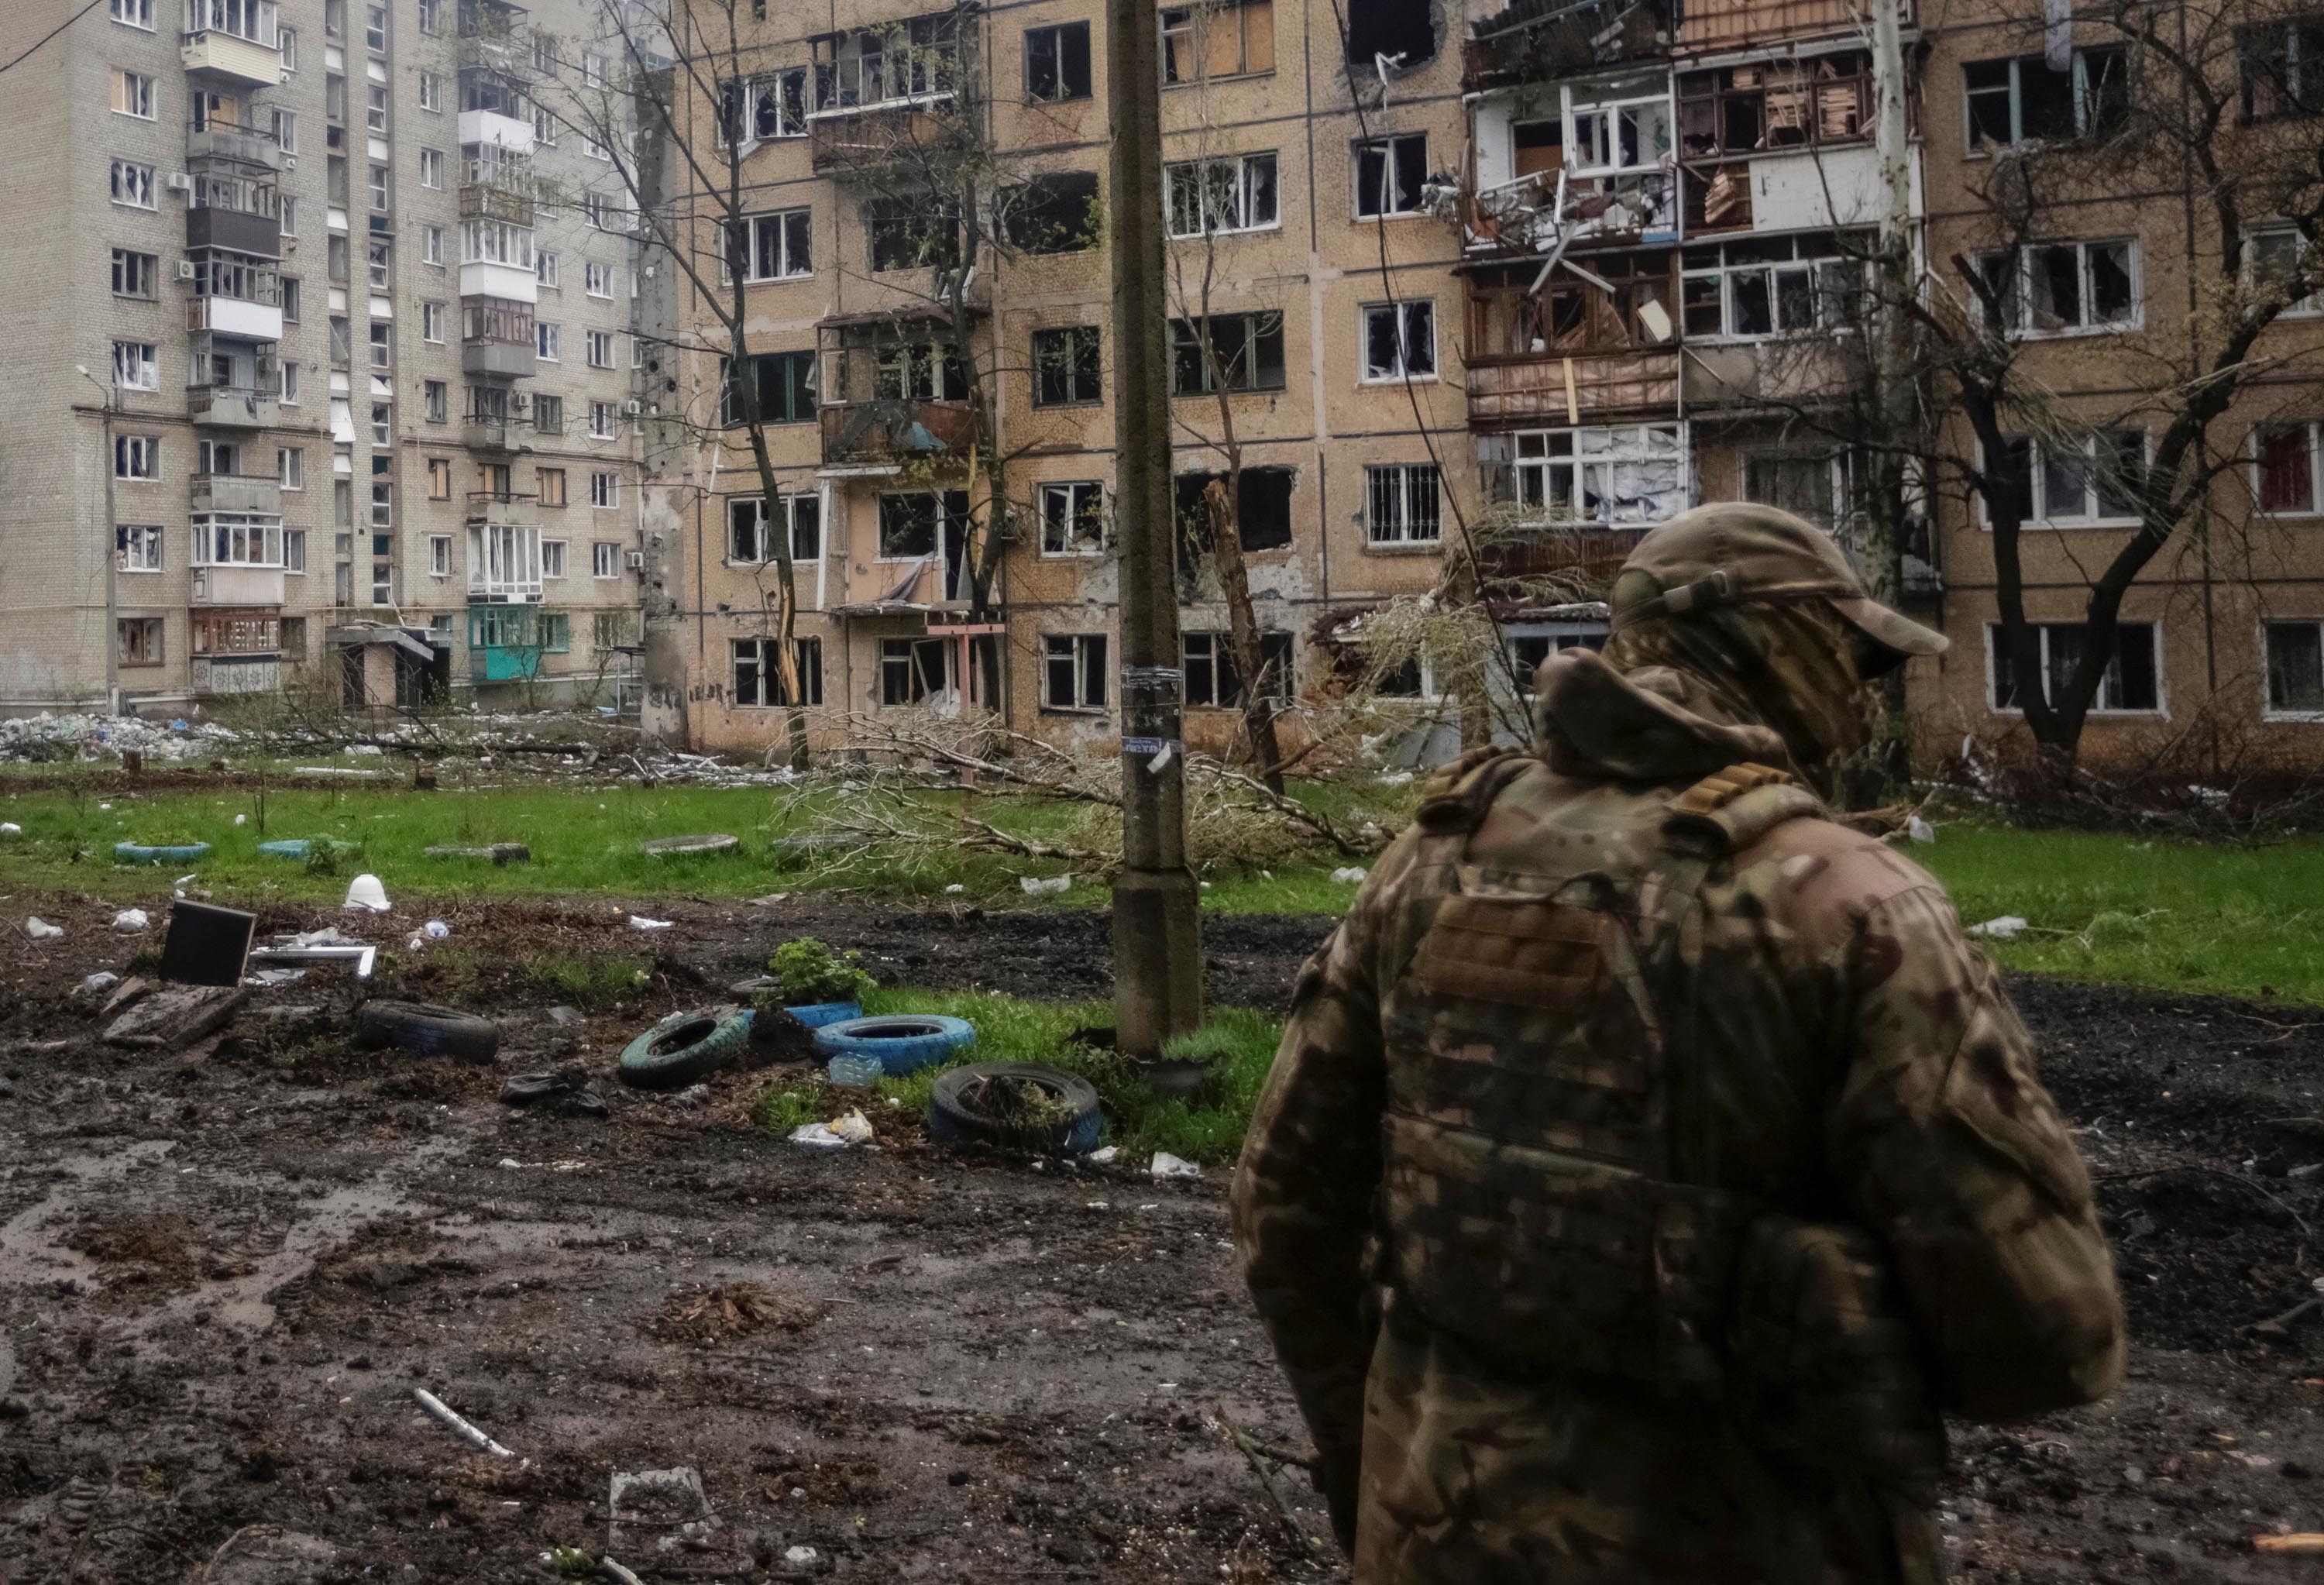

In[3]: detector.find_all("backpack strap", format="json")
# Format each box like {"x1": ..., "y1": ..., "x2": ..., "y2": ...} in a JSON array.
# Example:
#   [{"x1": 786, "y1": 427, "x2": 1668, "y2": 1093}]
[{"x1": 1664, "y1": 762, "x2": 1826, "y2": 858}]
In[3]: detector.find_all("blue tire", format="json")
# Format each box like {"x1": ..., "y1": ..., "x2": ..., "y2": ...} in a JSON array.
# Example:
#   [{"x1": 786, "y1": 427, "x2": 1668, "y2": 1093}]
[
  {"x1": 785, "y1": 1000, "x2": 861, "y2": 1030},
  {"x1": 813, "y1": 1014, "x2": 975, "y2": 1077},
  {"x1": 114, "y1": 841, "x2": 211, "y2": 866}
]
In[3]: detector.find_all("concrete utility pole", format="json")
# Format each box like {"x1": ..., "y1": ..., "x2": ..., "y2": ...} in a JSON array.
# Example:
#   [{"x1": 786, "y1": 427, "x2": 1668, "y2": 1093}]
[
  {"x1": 77, "y1": 366, "x2": 122, "y2": 713},
  {"x1": 1866, "y1": 0, "x2": 1920, "y2": 782},
  {"x1": 1105, "y1": 0, "x2": 1203, "y2": 1055}
]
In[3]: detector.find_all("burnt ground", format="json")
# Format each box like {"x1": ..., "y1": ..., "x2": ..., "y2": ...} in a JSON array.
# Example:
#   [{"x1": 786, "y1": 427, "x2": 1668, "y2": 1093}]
[{"x1": 2, "y1": 896, "x2": 2324, "y2": 1582}]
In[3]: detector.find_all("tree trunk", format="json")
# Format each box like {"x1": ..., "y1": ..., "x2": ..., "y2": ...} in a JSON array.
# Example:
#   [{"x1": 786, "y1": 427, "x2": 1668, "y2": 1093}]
[{"x1": 1203, "y1": 480, "x2": 1285, "y2": 793}]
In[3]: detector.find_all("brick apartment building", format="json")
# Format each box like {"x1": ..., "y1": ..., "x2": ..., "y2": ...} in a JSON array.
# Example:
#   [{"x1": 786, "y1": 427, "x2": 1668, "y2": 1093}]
[
  {"x1": 655, "y1": 0, "x2": 2324, "y2": 771},
  {"x1": 0, "y1": 0, "x2": 658, "y2": 714}
]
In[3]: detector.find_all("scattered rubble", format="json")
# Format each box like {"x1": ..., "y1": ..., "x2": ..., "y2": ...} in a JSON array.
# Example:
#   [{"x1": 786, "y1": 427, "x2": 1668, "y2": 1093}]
[
  {"x1": 790, "y1": 1109, "x2": 875, "y2": 1150},
  {"x1": 102, "y1": 985, "x2": 248, "y2": 1049}
]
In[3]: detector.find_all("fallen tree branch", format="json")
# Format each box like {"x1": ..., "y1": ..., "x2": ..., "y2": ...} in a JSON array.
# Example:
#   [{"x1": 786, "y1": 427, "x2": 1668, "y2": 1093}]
[
  {"x1": 1216, "y1": 1409, "x2": 1322, "y2": 1556},
  {"x1": 412, "y1": 1387, "x2": 516, "y2": 1458}
]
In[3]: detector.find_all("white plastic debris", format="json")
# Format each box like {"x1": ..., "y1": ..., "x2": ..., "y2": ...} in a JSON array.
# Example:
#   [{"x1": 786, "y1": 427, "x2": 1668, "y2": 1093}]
[
  {"x1": 627, "y1": 915, "x2": 675, "y2": 931},
  {"x1": 1968, "y1": 915, "x2": 2029, "y2": 940},
  {"x1": 0, "y1": 822, "x2": 19, "y2": 836},
  {"x1": 246, "y1": 968, "x2": 308, "y2": 986},
  {"x1": 1330, "y1": 866, "x2": 1370, "y2": 885},
  {"x1": 342, "y1": 873, "x2": 391, "y2": 913},
  {"x1": 944, "y1": 883, "x2": 965, "y2": 894},
  {"x1": 1088, "y1": 1146, "x2": 1120, "y2": 1166},
  {"x1": 98, "y1": 802, "x2": 112, "y2": 811},
  {"x1": 829, "y1": 1109, "x2": 873, "y2": 1143},
  {"x1": 1150, "y1": 1151, "x2": 1201, "y2": 1180},
  {"x1": 1906, "y1": 815, "x2": 1936, "y2": 844},
  {"x1": 81, "y1": 971, "x2": 119, "y2": 994},
  {"x1": 173, "y1": 873, "x2": 197, "y2": 886},
  {"x1": 424, "y1": 920, "x2": 450, "y2": 939},
  {"x1": 287, "y1": 926, "x2": 361, "y2": 947},
  {"x1": 233, "y1": 813, "x2": 247, "y2": 826},
  {"x1": 792, "y1": 1109, "x2": 874, "y2": 1149},
  {"x1": 111, "y1": 909, "x2": 150, "y2": 932},
  {"x1": 786, "y1": 1547, "x2": 820, "y2": 1567},
  {"x1": 1019, "y1": 875, "x2": 1071, "y2": 895},
  {"x1": 24, "y1": 916, "x2": 62, "y2": 940},
  {"x1": 1377, "y1": 770, "x2": 1415, "y2": 786}
]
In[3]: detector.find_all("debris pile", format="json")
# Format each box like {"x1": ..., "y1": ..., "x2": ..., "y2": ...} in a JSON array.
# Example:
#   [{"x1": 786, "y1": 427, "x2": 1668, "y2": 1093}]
[{"x1": 0, "y1": 713, "x2": 233, "y2": 765}]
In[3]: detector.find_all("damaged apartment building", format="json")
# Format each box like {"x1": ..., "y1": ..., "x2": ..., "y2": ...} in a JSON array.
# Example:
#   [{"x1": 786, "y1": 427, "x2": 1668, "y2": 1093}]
[
  {"x1": 671, "y1": 0, "x2": 2324, "y2": 763},
  {"x1": 669, "y1": 0, "x2": 1483, "y2": 755},
  {"x1": 0, "y1": 0, "x2": 661, "y2": 717}
]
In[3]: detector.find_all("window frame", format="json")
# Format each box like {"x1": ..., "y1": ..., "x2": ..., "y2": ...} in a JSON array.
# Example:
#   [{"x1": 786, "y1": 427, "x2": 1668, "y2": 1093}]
[
  {"x1": 109, "y1": 160, "x2": 156, "y2": 210},
  {"x1": 2256, "y1": 419, "x2": 2324, "y2": 516},
  {"x1": 1970, "y1": 239, "x2": 2143, "y2": 337},
  {"x1": 116, "y1": 524, "x2": 164, "y2": 572},
  {"x1": 111, "y1": 248, "x2": 159, "y2": 299},
  {"x1": 1163, "y1": 151, "x2": 1281, "y2": 238},
  {"x1": 2263, "y1": 617, "x2": 2324, "y2": 720},
  {"x1": 1168, "y1": 311, "x2": 1288, "y2": 396},
  {"x1": 1353, "y1": 132, "x2": 1428, "y2": 220},
  {"x1": 111, "y1": 0, "x2": 156, "y2": 29},
  {"x1": 112, "y1": 69, "x2": 156, "y2": 120},
  {"x1": 1985, "y1": 621, "x2": 2164, "y2": 716},
  {"x1": 1679, "y1": 232, "x2": 1875, "y2": 342},
  {"x1": 1508, "y1": 422, "x2": 1689, "y2": 526},
  {"x1": 1977, "y1": 429, "x2": 2150, "y2": 528},
  {"x1": 1359, "y1": 299, "x2": 1437, "y2": 383},
  {"x1": 1962, "y1": 46, "x2": 2130, "y2": 152},
  {"x1": 1031, "y1": 324, "x2": 1102, "y2": 407},
  {"x1": 735, "y1": 207, "x2": 813, "y2": 283},
  {"x1": 731, "y1": 637, "x2": 825, "y2": 708},
  {"x1": 1024, "y1": 19, "x2": 1093, "y2": 102},
  {"x1": 1041, "y1": 632, "x2": 1110, "y2": 712},
  {"x1": 112, "y1": 340, "x2": 160, "y2": 392},
  {"x1": 1181, "y1": 630, "x2": 1294, "y2": 707},
  {"x1": 590, "y1": 471, "x2": 620, "y2": 510},
  {"x1": 1039, "y1": 480, "x2": 1107, "y2": 555},
  {"x1": 1364, "y1": 462, "x2": 1443, "y2": 546}
]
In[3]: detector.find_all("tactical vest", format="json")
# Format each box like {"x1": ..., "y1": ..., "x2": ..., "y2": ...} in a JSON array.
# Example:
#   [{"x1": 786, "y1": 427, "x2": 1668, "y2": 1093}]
[{"x1": 1375, "y1": 753, "x2": 1822, "y2": 1394}]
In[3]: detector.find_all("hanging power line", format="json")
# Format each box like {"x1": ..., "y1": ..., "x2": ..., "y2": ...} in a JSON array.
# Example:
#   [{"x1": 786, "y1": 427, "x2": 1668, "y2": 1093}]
[{"x1": 0, "y1": 0, "x2": 106, "y2": 77}]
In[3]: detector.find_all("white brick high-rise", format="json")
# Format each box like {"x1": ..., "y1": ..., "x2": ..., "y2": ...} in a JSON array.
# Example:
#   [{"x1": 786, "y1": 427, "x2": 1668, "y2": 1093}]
[{"x1": 0, "y1": 0, "x2": 656, "y2": 713}]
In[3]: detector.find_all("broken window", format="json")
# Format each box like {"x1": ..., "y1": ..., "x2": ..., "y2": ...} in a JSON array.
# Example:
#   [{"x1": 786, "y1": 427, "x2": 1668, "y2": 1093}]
[
  {"x1": 1680, "y1": 232, "x2": 1872, "y2": 339},
  {"x1": 1353, "y1": 133, "x2": 1426, "y2": 218},
  {"x1": 1963, "y1": 46, "x2": 2129, "y2": 148},
  {"x1": 1169, "y1": 311, "x2": 1287, "y2": 394},
  {"x1": 1025, "y1": 21, "x2": 1092, "y2": 101},
  {"x1": 1989, "y1": 622, "x2": 2158, "y2": 713},
  {"x1": 734, "y1": 208, "x2": 811, "y2": 282},
  {"x1": 1164, "y1": 153, "x2": 1278, "y2": 236},
  {"x1": 2266, "y1": 621, "x2": 2324, "y2": 714},
  {"x1": 1183, "y1": 631, "x2": 1294, "y2": 706},
  {"x1": 876, "y1": 490, "x2": 970, "y2": 566},
  {"x1": 728, "y1": 495, "x2": 822, "y2": 562},
  {"x1": 117, "y1": 617, "x2": 164, "y2": 667},
  {"x1": 1342, "y1": 0, "x2": 1435, "y2": 69},
  {"x1": 1511, "y1": 424, "x2": 1686, "y2": 525},
  {"x1": 1506, "y1": 627, "x2": 1607, "y2": 689},
  {"x1": 1032, "y1": 325, "x2": 1102, "y2": 406},
  {"x1": 1003, "y1": 171, "x2": 1101, "y2": 254},
  {"x1": 1566, "y1": 75, "x2": 1672, "y2": 176},
  {"x1": 812, "y1": 13, "x2": 964, "y2": 111},
  {"x1": 866, "y1": 198, "x2": 961, "y2": 270},
  {"x1": 1043, "y1": 634, "x2": 1109, "y2": 710},
  {"x1": 720, "y1": 350, "x2": 816, "y2": 426},
  {"x1": 871, "y1": 340, "x2": 968, "y2": 402},
  {"x1": 2240, "y1": 15, "x2": 2324, "y2": 119},
  {"x1": 1040, "y1": 480, "x2": 1106, "y2": 554},
  {"x1": 1175, "y1": 466, "x2": 1295, "y2": 552},
  {"x1": 1973, "y1": 239, "x2": 2140, "y2": 334},
  {"x1": 1678, "y1": 52, "x2": 1873, "y2": 158},
  {"x1": 879, "y1": 637, "x2": 951, "y2": 706},
  {"x1": 732, "y1": 638, "x2": 823, "y2": 707},
  {"x1": 720, "y1": 67, "x2": 808, "y2": 141},
  {"x1": 1743, "y1": 451, "x2": 1853, "y2": 529},
  {"x1": 1361, "y1": 300, "x2": 1435, "y2": 381},
  {"x1": 1160, "y1": 0, "x2": 1274, "y2": 84},
  {"x1": 1366, "y1": 464, "x2": 1441, "y2": 545},
  {"x1": 2249, "y1": 226, "x2": 2324, "y2": 315}
]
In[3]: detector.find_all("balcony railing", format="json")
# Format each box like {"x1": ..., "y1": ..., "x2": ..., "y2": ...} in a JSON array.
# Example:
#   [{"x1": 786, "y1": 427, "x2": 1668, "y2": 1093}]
[
  {"x1": 459, "y1": 184, "x2": 535, "y2": 227},
  {"x1": 807, "y1": 103, "x2": 963, "y2": 177},
  {"x1": 1464, "y1": 349, "x2": 1680, "y2": 428},
  {"x1": 185, "y1": 382, "x2": 280, "y2": 428},
  {"x1": 188, "y1": 120, "x2": 284, "y2": 171},
  {"x1": 1477, "y1": 524, "x2": 1649, "y2": 586},
  {"x1": 181, "y1": 26, "x2": 280, "y2": 89},
  {"x1": 462, "y1": 416, "x2": 526, "y2": 451},
  {"x1": 464, "y1": 489, "x2": 540, "y2": 524},
  {"x1": 1463, "y1": 0, "x2": 1673, "y2": 90},
  {"x1": 819, "y1": 398, "x2": 975, "y2": 467},
  {"x1": 189, "y1": 471, "x2": 282, "y2": 514}
]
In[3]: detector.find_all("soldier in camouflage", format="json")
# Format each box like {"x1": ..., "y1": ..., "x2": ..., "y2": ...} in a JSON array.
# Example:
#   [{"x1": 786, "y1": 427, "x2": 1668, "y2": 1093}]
[{"x1": 1232, "y1": 504, "x2": 2125, "y2": 1583}]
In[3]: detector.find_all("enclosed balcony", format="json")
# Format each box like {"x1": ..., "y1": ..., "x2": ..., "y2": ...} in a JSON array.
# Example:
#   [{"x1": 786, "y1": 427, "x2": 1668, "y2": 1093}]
[
  {"x1": 458, "y1": 68, "x2": 536, "y2": 155},
  {"x1": 189, "y1": 472, "x2": 281, "y2": 515},
  {"x1": 816, "y1": 334, "x2": 975, "y2": 466},
  {"x1": 462, "y1": 414, "x2": 527, "y2": 452},
  {"x1": 461, "y1": 295, "x2": 537, "y2": 380},
  {"x1": 181, "y1": 0, "x2": 281, "y2": 89},
  {"x1": 1465, "y1": 349, "x2": 1679, "y2": 428},
  {"x1": 805, "y1": 13, "x2": 967, "y2": 177},
  {"x1": 464, "y1": 488, "x2": 540, "y2": 528},
  {"x1": 187, "y1": 170, "x2": 281, "y2": 259},
  {"x1": 187, "y1": 118, "x2": 284, "y2": 174},
  {"x1": 458, "y1": 181, "x2": 535, "y2": 229},
  {"x1": 467, "y1": 521, "x2": 545, "y2": 603},
  {"x1": 467, "y1": 604, "x2": 568, "y2": 682}
]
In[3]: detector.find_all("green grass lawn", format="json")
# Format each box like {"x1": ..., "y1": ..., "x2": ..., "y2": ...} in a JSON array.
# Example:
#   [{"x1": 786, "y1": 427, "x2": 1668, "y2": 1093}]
[{"x1": 1, "y1": 773, "x2": 2315, "y2": 1003}]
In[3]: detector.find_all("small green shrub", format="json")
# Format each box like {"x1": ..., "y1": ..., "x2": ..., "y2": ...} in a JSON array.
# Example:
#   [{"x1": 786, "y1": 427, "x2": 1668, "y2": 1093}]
[
  {"x1": 770, "y1": 937, "x2": 877, "y2": 1006},
  {"x1": 751, "y1": 1083, "x2": 824, "y2": 1134},
  {"x1": 524, "y1": 951, "x2": 651, "y2": 1011}
]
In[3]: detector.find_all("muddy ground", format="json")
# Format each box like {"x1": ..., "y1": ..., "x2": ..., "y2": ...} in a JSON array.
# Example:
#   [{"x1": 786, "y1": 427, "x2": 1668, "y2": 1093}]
[{"x1": 4, "y1": 894, "x2": 2324, "y2": 1583}]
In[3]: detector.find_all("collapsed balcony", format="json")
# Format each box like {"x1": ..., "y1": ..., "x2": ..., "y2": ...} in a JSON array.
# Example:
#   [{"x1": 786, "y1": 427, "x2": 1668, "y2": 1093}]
[
  {"x1": 1463, "y1": 256, "x2": 1679, "y2": 427},
  {"x1": 817, "y1": 321, "x2": 978, "y2": 468},
  {"x1": 1463, "y1": 0, "x2": 1675, "y2": 92}
]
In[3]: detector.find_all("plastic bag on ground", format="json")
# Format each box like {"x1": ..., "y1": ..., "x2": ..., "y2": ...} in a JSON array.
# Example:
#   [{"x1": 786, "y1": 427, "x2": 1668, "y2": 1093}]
[
  {"x1": 1019, "y1": 875, "x2": 1071, "y2": 895},
  {"x1": 628, "y1": 915, "x2": 675, "y2": 931},
  {"x1": 1331, "y1": 867, "x2": 1369, "y2": 885},
  {"x1": 1968, "y1": 915, "x2": 2029, "y2": 940},
  {"x1": 789, "y1": 1108, "x2": 875, "y2": 1149},
  {"x1": 1906, "y1": 815, "x2": 1936, "y2": 844},
  {"x1": 342, "y1": 874, "x2": 390, "y2": 913},
  {"x1": 111, "y1": 909, "x2": 150, "y2": 932},
  {"x1": 425, "y1": 920, "x2": 450, "y2": 939},
  {"x1": 1150, "y1": 1151, "x2": 1201, "y2": 1180},
  {"x1": 25, "y1": 917, "x2": 62, "y2": 940}
]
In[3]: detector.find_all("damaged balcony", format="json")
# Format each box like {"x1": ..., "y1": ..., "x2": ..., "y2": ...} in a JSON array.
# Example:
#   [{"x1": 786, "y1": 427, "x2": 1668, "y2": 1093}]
[
  {"x1": 1463, "y1": 258, "x2": 1679, "y2": 427},
  {"x1": 1464, "y1": 0, "x2": 1674, "y2": 93},
  {"x1": 1678, "y1": 0, "x2": 1910, "y2": 53},
  {"x1": 461, "y1": 295, "x2": 537, "y2": 380},
  {"x1": 1475, "y1": 524, "x2": 1649, "y2": 587},
  {"x1": 188, "y1": 607, "x2": 283, "y2": 697},
  {"x1": 805, "y1": 12, "x2": 968, "y2": 178},
  {"x1": 816, "y1": 331, "x2": 976, "y2": 468}
]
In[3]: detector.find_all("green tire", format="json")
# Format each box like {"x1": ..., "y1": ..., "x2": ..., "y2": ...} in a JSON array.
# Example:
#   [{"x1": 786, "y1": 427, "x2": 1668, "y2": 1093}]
[{"x1": 617, "y1": 1006, "x2": 753, "y2": 1090}]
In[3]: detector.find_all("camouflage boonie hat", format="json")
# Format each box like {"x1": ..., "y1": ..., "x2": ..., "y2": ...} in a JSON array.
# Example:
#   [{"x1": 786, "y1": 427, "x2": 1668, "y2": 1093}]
[{"x1": 1608, "y1": 504, "x2": 1948, "y2": 674}]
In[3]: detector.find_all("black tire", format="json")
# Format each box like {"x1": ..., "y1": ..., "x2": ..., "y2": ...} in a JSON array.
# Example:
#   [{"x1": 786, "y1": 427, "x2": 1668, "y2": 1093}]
[
  {"x1": 353, "y1": 999, "x2": 500, "y2": 1063},
  {"x1": 618, "y1": 1006, "x2": 752, "y2": 1090},
  {"x1": 926, "y1": 1062, "x2": 1103, "y2": 1156}
]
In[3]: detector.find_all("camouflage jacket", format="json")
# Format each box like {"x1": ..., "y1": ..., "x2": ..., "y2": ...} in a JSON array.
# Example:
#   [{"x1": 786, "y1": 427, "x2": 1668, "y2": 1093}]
[{"x1": 1231, "y1": 649, "x2": 2124, "y2": 1584}]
